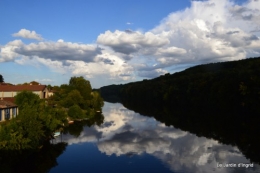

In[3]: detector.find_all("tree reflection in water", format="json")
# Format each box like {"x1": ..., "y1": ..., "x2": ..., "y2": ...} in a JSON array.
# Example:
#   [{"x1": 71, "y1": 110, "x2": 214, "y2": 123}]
[
  {"x1": 0, "y1": 112, "x2": 104, "y2": 173},
  {"x1": 63, "y1": 112, "x2": 104, "y2": 137},
  {"x1": 0, "y1": 142, "x2": 67, "y2": 173},
  {"x1": 120, "y1": 99, "x2": 260, "y2": 165}
]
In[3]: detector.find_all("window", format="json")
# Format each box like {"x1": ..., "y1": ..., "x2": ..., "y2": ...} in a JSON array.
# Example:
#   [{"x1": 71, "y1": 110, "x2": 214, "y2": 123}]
[
  {"x1": 12, "y1": 108, "x2": 16, "y2": 118},
  {"x1": 5, "y1": 109, "x2": 10, "y2": 120},
  {"x1": 0, "y1": 110, "x2": 2, "y2": 121}
]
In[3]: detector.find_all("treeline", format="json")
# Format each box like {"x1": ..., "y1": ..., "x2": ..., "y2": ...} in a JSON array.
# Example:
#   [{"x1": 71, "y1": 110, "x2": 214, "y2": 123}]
[
  {"x1": 100, "y1": 57, "x2": 260, "y2": 163},
  {"x1": 100, "y1": 57, "x2": 260, "y2": 113}
]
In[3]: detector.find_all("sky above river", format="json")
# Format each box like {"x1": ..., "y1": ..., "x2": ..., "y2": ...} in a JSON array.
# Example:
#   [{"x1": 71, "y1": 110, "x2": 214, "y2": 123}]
[{"x1": 0, "y1": 0, "x2": 259, "y2": 88}]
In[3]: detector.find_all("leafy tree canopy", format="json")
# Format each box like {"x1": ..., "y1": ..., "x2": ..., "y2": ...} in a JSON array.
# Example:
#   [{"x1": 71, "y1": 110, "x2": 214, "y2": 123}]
[
  {"x1": 0, "y1": 74, "x2": 4, "y2": 83},
  {"x1": 49, "y1": 76, "x2": 104, "y2": 120},
  {"x1": 68, "y1": 104, "x2": 85, "y2": 119},
  {"x1": 14, "y1": 90, "x2": 42, "y2": 111},
  {"x1": 69, "y1": 76, "x2": 92, "y2": 100}
]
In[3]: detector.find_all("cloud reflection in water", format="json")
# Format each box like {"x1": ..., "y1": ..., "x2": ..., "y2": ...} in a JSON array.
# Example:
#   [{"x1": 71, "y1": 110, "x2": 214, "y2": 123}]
[{"x1": 61, "y1": 102, "x2": 259, "y2": 173}]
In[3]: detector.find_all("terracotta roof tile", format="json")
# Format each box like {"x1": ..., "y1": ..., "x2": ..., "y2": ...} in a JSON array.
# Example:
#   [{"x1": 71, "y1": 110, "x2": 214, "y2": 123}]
[
  {"x1": 2, "y1": 97, "x2": 15, "y2": 104},
  {"x1": 0, "y1": 99, "x2": 17, "y2": 108},
  {"x1": 0, "y1": 85, "x2": 46, "y2": 92}
]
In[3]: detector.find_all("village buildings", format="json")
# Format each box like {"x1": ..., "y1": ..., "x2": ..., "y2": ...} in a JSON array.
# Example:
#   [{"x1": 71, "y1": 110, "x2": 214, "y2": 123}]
[
  {"x1": 0, "y1": 83, "x2": 50, "y2": 122},
  {"x1": 0, "y1": 84, "x2": 49, "y2": 100}
]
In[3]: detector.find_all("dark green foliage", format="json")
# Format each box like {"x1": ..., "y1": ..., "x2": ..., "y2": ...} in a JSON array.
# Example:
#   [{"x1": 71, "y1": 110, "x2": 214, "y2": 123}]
[
  {"x1": 101, "y1": 57, "x2": 260, "y2": 112},
  {"x1": 68, "y1": 104, "x2": 84, "y2": 119},
  {"x1": 14, "y1": 90, "x2": 42, "y2": 111},
  {"x1": 69, "y1": 76, "x2": 92, "y2": 100},
  {"x1": 61, "y1": 90, "x2": 85, "y2": 108},
  {"x1": 0, "y1": 74, "x2": 4, "y2": 83},
  {"x1": 91, "y1": 91, "x2": 104, "y2": 110},
  {"x1": 98, "y1": 85, "x2": 122, "y2": 103},
  {"x1": 49, "y1": 76, "x2": 104, "y2": 120},
  {"x1": 0, "y1": 91, "x2": 66, "y2": 150}
]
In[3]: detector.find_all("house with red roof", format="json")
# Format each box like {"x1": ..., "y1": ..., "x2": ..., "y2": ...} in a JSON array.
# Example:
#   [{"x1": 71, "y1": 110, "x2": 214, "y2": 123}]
[
  {"x1": 0, "y1": 99, "x2": 18, "y2": 122},
  {"x1": 0, "y1": 84, "x2": 50, "y2": 122},
  {"x1": 0, "y1": 85, "x2": 49, "y2": 100},
  {"x1": 0, "y1": 83, "x2": 51, "y2": 122}
]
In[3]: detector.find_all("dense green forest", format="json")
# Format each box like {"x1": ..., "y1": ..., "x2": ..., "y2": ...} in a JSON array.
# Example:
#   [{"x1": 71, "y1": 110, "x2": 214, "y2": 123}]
[
  {"x1": 100, "y1": 57, "x2": 260, "y2": 112},
  {"x1": 100, "y1": 57, "x2": 260, "y2": 163},
  {"x1": 0, "y1": 76, "x2": 104, "y2": 150}
]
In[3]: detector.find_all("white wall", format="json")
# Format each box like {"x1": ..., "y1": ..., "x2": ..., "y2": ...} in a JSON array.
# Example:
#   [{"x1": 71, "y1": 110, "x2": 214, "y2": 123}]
[
  {"x1": 3, "y1": 92, "x2": 12, "y2": 97},
  {"x1": 0, "y1": 90, "x2": 46, "y2": 99},
  {"x1": 33, "y1": 91, "x2": 42, "y2": 98}
]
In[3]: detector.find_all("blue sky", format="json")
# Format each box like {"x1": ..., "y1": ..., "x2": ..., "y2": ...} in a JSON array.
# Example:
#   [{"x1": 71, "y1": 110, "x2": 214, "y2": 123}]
[
  {"x1": 0, "y1": 0, "x2": 190, "y2": 43},
  {"x1": 0, "y1": 0, "x2": 259, "y2": 88}
]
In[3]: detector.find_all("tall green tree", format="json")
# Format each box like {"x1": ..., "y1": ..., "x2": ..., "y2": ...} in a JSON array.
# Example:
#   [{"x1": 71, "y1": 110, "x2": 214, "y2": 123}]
[
  {"x1": 0, "y1": 92, "x2": 45, "y2": 150},
  {"x1": 68, "y1": 104, "x2": 85, "y2": 119},
  {"x1": 0, "y1": 74, "x2": 4, "y2": 83},
  {"x1": 69, "y1": 76, "x2": 92, "y2": 100},
  {"x1": 15, "y1": 90, "x2": 42, "y2": 111},
  {"x1": 91, "y1": 91, "x2": 104, "y2": 110},
  {"x1": 60, "y1": 90, "x2": 84, "y2": 108}
]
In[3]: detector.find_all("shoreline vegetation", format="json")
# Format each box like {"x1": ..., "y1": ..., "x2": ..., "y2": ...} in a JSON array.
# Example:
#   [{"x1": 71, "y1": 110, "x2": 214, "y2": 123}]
[
  {"x1": 99, "y1": 57, "x2": 260, "y2": 164},
  {"x1": 0, "y1": 76, "x2": 104, "y2": 150}
]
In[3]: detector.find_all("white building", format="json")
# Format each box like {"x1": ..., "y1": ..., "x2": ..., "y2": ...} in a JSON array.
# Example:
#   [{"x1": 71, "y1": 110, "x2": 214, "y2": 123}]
[{"x1": 0, "y1": 85, "x2": 49, "y2": 99}]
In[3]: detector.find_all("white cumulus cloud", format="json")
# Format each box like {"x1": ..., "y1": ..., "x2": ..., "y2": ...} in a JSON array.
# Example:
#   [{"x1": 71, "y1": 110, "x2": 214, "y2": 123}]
[
  {"x1": 12, "y1": 29, "x2": 43, "y2": 40},
  {"x1": 97, "y1": 30, "x2": 170, "y2": 56}
]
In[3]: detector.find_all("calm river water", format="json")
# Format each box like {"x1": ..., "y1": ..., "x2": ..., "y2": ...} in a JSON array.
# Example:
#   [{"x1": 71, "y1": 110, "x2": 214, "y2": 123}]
[{"x1": 49, "y1": 102, "x2": 260, "y2": 173}]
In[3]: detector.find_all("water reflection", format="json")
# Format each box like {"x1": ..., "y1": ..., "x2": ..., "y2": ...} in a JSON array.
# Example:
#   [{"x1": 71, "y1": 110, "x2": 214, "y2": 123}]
[
  {"x1": 53, "y1": 102, "x2": 260, "y2": 173},
  {"x1": 0, "y1": 142, "x2": 67, "y2": 173}
]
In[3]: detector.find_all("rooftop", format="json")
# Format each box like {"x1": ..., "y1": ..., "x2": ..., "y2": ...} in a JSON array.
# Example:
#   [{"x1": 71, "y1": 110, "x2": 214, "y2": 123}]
[
  {"x1": 0, "y1": 99, "x2": 17, "y2": 108},
  {"x1": 0, "y1": 85, "x2": 46, "y2": 92}
]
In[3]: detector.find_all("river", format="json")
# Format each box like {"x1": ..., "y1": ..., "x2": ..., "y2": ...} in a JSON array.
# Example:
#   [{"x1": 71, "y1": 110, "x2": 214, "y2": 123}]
[{"x1": 47, "y1": 102, "x2": 260, "y2": 173}]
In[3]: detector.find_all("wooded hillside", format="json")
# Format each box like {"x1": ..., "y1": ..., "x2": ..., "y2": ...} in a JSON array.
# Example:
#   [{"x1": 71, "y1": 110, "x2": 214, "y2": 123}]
[{"x1": 100, "y1": 57, "x2": 260, "y2": 114}]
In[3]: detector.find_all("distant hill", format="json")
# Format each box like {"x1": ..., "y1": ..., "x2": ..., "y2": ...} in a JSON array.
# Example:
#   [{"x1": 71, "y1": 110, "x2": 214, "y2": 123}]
[{"x1": 100, "y1": 57, "x2": 260, "y2": 111}]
